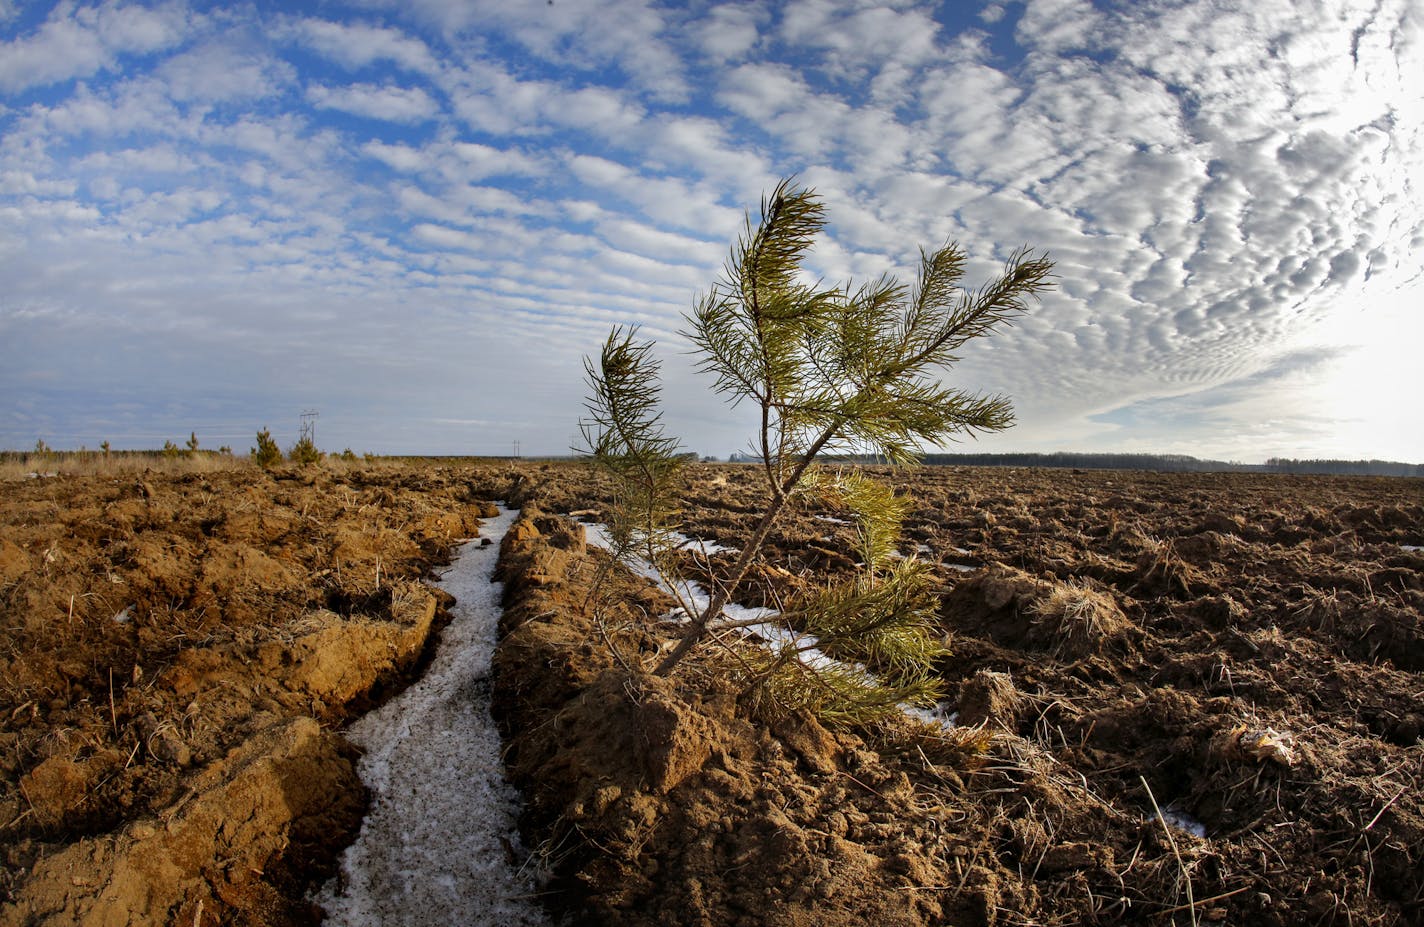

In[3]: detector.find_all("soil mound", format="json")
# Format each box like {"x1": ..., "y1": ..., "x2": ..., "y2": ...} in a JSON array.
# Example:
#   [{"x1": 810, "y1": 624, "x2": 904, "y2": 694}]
[{"x1": 7, "y1": 718, "x2": 361, "y2": 927}]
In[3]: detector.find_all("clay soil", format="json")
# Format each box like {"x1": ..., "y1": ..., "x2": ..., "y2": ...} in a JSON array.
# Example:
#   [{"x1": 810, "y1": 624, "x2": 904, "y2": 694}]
[
  {"x1": 3, "y1": 461, "x2": 1422, "y2": 926},
  {"x1": 0, "y1": 462, "x2": 521, "y2": 926}
]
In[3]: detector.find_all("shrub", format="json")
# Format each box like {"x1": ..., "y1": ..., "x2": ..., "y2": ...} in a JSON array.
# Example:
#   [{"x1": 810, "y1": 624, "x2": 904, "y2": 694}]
[
  {"x1": 289, "y1": 436, "x2": 322, "y2": 467},
  {"x1": 251, "y1": 428, "x2": 282, "y2": 469}
]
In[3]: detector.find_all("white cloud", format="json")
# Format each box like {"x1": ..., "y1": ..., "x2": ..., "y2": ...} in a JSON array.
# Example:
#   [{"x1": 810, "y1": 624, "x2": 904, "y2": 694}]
[
  {"x1": 306, "y1": 82, "x2": 439, "y2": 123},
  {"x1": 2, "y1": 0, "x2": 1421, "y2": 459},
  {"x1": 375, "y1": 0, "x2": 690, "y2": 102},
  {"x1": 159, "y1": 42, "x2": 293, "y2": 102},
  {"x1": 779, "y1": 0, "x2": 943, "y2": 88},
  {"x1": 362, "y1": 140, "x2": 429, "y2": 173},
  {"x1": 287, "y1": 17, "x2": 439, "y2": 76},
  {"x1": 0, "y1": 1, "x2": 188, "y2": 93},
  {"x1": 695, "y1": 3, "x2": 766, "y2": 62}
]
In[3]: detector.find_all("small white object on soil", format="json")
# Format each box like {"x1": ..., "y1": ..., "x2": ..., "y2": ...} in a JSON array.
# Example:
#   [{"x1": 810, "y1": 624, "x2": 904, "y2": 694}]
[
  {"x1": 903, "y1": 702, "x2": 959, "y2": 729},
  {"x1": 1157, "y1": 807, "x2": 1208, "y2": 839},
  {"x1": 315, "y1": 505, "x2": 549, "y2": 927}
]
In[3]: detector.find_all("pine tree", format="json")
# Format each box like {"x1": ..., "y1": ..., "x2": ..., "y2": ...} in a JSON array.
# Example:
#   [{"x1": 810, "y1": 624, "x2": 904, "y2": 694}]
[
  {"x1": 582, "y1": 179, "x2": 1053, "y2": 722},
  {"x1": 251, "y1": 428, "x2": 282, "y2": 469},
  {"x1": 289, "y1": 435, "x2": 322, "y2": 467}
]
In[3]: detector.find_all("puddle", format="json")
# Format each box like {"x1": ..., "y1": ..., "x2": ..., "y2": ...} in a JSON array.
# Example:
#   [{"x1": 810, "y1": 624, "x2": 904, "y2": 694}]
[{"x1": 315, "y1": 505, "x2": 550, "y2": 927}]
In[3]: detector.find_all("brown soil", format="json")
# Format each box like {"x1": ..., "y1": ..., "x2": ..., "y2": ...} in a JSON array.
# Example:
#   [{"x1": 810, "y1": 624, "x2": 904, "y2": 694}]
[
  {"x1": 3, "y1": 461, "x2": 1421, "y2": 926},
  {"x1": 0, "y1": 463, "x2": 518, "y2": 925},
  {"x1": 501, "y1": 464, "x2": 1424, "y2": 926}
]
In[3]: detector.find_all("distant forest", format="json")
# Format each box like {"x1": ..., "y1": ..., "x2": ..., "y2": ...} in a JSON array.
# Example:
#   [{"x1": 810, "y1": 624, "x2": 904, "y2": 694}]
[{"x1": 804, "y1": 451, "x2": 1424, "y2": 477}]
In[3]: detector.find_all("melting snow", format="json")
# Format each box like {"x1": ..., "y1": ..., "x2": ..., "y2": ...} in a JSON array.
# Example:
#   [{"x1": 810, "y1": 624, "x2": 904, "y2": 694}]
[
  {"x1": 315, "y1": 505, "x2": 549, "y2": 927},
  {"x1": 670, "y1": 530, "x2": 739, "y2": 556},
  {"x1": 580, "y1": 518, "x2": 884, "y2": 690}
]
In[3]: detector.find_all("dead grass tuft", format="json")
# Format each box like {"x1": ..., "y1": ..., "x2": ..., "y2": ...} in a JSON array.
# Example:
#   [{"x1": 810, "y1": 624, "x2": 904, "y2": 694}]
[{"x1": 1029, "y1": 579, "x2": 1129, "y2": 656}]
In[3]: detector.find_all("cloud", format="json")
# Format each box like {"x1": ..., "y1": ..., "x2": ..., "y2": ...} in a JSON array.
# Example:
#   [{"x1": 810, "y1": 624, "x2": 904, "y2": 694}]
[
  {"x1": 694, "y1": 3, "x2": 766, "y2": 62},
  {"x1": 286, "y1": 17, "x2": 439, "y2": 76},
  {"x1": 0, "y1": 2, "x2": 189, "y2": 93},
  {"x1": 1, "y1": 0, "x2": 1421, "y2": 459},
  {"x1": 158, "y1": 42, "x2": 294, "y2": 102},
  {"x1": 373, "y1": 0, "x2": 690, "y2": 102},
  {"x1": 306, "y1": 82, "x2": 439, "y2": 123}
]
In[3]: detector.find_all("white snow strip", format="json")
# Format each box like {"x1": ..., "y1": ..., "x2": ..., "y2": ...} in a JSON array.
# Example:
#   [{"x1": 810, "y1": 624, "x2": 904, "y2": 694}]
[
  {"x1": 315, "y1": 505, "x2": 550, "y2": 927},
  {"x1": 945, "y1": 563, "x2": 977, "y2": 573},
  {"x1": 1402, "y1": 545, "x2": 1422, "y2": 552},
  {"x1": 670, "y1": 530, "x2": 739, "y2": 556},
  {"x1": 813, "y1": 514, "x2": 852, "y2": 525}
]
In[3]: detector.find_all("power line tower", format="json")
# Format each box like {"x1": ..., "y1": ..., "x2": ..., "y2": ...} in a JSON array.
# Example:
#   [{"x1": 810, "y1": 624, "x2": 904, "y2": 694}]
[
  {"x1": 300, "y1": 410, "x2": 318, "y2": 446},
  {"x1": 513, "y1": 440, "x2": 521, "y2": 458}
]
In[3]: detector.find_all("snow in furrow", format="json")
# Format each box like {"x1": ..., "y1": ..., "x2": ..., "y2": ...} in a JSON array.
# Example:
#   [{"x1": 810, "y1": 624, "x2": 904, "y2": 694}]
[{"x1": 316, "y1": 504, "x2": 549, "y2": 927}]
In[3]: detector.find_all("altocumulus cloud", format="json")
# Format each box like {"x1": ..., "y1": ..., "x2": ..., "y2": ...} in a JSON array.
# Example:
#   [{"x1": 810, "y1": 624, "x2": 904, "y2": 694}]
[{"x1": 0, "y1": 0, "x2": 1420, "y2": 461}]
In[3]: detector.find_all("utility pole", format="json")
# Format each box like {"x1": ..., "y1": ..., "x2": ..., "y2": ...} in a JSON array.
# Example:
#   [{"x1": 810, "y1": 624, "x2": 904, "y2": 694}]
[{"x1": 300, "y1": 410, "x2": 318, "y2": 446}]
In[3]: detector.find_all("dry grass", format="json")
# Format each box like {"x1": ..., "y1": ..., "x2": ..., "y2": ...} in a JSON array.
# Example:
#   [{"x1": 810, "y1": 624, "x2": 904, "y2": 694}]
[
  {"x1": 0, "y1": 450, "x2": 414, "y2": 482},
  {"x1": 1029, "y1": 579, "x2": 1129, "y2": 655},
  {"x1": 0, "y1": 451, "x2": 246, "y2": 482}
]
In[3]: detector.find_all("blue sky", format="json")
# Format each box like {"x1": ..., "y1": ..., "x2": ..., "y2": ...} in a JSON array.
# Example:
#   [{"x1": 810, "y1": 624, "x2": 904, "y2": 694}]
[{"x1": 2, "y1": 0, "x2": 1420, "y2": 462}]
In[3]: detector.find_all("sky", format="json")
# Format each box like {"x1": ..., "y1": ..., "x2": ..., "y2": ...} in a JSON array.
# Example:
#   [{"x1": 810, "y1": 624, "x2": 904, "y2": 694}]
[{"x1": 1, "y1": 0, "x2": 1421, "y2": 463}]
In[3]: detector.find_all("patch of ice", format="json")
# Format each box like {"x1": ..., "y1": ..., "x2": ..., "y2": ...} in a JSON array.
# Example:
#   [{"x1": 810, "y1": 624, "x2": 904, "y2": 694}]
[
  {"x1": 1402, "y1": 545, "x2": 1422, "y2": 552},
  {"x1": 112, "y1": 606, "x2": 131, "y2": 624},
  {"x1": 813, "y1": 514, "x2": 852, "y2": 525},
  {"x1": 945, "y1": 563, "x2": 977, "y2": 573},
  {"x1": 315, "y1": 505, "x2": 550, "y2": 927}
]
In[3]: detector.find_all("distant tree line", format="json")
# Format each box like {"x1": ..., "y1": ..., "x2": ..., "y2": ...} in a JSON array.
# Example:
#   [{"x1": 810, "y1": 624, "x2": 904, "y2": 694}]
[
  {"x1": 1262, "y1": 457, "x2": 1424, "y2": 477},
  {"x1": 807, "y1": 451, "x2": 1423, "y2": 477}
]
